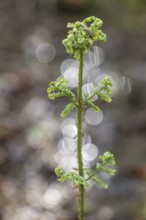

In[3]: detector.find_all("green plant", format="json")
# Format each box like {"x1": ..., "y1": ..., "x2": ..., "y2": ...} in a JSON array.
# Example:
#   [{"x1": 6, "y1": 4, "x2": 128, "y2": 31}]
[{"x1": 47, "y1": 16, "x2": 116, "y2": 220}]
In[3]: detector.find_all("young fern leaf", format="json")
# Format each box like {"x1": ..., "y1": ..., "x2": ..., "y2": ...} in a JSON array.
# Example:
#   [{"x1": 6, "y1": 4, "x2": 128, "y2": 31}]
[
  {"x1": 98, "y1": 151, "x2": 116, "y2": 165},
  {"x1": 91, "y1": 175, "x2": 108, "y2": 189},
  {"x1": 95, "y1": 163, "x2": 116, "y2": 176},
  {"x1": 83, "y1": 77, "x2": 112, "y2": 113},
  {"x1": 84, "y1": 97, "x2": 100, "y2": 112},
  {"x1": 55, "y1": 166, "x2": 89, "y2": 187},
  {"x1": 61, "y1": 103, "x2": 76, "y2": 117},
  {"x1": 94, "y1": 77, "x2": 113, "y2": 103},
  {"x1": 47, "y1": 77, "x2": 76, "y2": 116},
  {"x1": 86, "y1": 168, "x2": 108, "y2": 189},
  {"x1": 47, "y1": 77, "x2": 76, "y2": 102},
  {"x1": 85, "y1": 151, "x2": 116, "y2": 189}
]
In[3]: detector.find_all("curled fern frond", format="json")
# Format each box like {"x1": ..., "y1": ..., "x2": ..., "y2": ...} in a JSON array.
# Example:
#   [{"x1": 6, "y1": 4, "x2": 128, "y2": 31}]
[
  {"x1": 86, "y1": 168, "x2": 108, "y2": 189},
  {"x1": 47, "y1": 77, "x2": 76, "y2": 102},
  {"x1": 92, "y1": 176, "x2": 108, "y2": 189},
  {"x1": 95, "y1": 163, "x2": 116, "y2": 176},
  {"x1": 98, "y1": 151, "x2": 116, "y2": 166},
  {"x1": 55, "y1": 166, "x2": 89, "y2": 187},
  {"x1": 47, "y1": 77, "x2": 76, "y2": 116},
  {"x1": 83, "y1": 77, "x2": 112, "y2": 112},
  {"x1": 85, "y1": 151, "x2": 116, "y2": 189},
  {"x1": 84, "y1": 97, "x2": 99, "y2": 112},
  {"x1": 94, "y1": 77, "x2": 113, "y2": 103},
  {"x1": 61, "y1": 103, "x2": 76, "y2": 117},
  {"x1": 55, "y1": 166, "x2": 63, "y2": 177}
]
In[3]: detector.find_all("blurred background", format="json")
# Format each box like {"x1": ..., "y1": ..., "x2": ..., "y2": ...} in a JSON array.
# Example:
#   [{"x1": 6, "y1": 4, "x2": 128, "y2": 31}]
[{"x1": 0, "y1": 0, "x2": 146, "y2": 219}]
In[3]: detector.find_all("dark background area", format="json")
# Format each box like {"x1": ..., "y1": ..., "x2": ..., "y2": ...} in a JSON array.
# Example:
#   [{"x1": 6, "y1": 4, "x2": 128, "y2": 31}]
[{"x1": 0, "y1": 0, "x2": 146, "y2": 219}]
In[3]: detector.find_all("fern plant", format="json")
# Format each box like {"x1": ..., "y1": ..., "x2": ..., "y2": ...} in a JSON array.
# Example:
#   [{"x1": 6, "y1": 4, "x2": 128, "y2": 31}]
[{"x1": 47, "y1": 16, "x2": 116, "y2": 220}]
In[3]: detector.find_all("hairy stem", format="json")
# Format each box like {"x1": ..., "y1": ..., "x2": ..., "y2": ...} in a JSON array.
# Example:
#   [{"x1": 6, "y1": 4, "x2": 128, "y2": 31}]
[{"x1": 77, "y1": 50, "x2": 84, "y2": 220}]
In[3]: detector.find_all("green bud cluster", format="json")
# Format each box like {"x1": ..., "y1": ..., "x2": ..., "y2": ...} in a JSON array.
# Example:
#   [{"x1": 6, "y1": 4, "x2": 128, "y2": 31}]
[{"x1": 62, "y1": 16, "x2": 106, "y2": 60}]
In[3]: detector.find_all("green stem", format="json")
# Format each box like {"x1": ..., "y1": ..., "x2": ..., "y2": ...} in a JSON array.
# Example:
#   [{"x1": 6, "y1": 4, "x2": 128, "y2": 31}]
[{"x1": 77, "y1": 50, "x2": 84, "y2": 220}]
